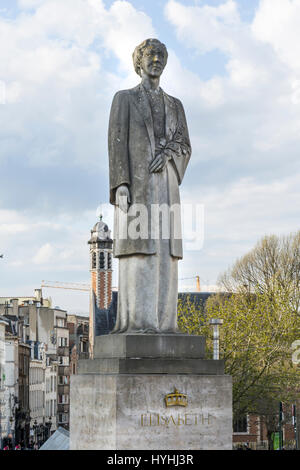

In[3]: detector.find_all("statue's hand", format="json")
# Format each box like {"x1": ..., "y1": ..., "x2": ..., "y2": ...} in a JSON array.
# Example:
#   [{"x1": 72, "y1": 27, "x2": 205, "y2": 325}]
[
  {"x1": 149, "y1": 153, "x2": 168, "y2": 173},
  {"x1": 116, "y1": 185, "x2": 130, "y2": 213}
]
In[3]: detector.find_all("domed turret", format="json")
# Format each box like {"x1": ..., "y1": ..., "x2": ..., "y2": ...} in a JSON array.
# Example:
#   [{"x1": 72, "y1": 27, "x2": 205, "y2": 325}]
[{"x1": 89, "y1": 215, "x2": 112, "y2": 243}]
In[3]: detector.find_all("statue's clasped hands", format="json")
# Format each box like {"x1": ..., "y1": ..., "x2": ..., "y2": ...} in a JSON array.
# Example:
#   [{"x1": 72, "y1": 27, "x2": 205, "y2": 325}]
[{"x1": 149, "y1": 153, "x2": 168, "y2": 173}]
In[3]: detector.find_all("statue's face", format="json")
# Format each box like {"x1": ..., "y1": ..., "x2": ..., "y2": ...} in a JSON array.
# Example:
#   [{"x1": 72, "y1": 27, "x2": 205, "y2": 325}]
[{"x1": 140, "y1": 45, "x2": 166, "y2": 78}]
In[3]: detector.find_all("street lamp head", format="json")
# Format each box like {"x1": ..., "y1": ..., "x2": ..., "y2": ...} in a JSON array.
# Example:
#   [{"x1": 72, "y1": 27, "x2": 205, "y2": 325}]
[{"x1": 209, "y1": 318, "x2": 223, "y2": 326}]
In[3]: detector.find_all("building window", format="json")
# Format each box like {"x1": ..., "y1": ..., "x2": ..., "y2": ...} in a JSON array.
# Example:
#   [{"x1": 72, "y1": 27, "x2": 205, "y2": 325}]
[
  {"x1": 59, "y1": 413, "x2": 68, "y2": 423},
  {"x1": 58, "y1": 337, "x2": 68, "y2": 347},
  {"x1": 99, "y1": 252, "x2": 105, "y2": 269},
  {"x1": 92, "y1": 252, "x2": 96, "y2": 269},
  {"x1": 58, "y1": 375, "x2": 69, "y2": 385},
  {"x1": 59, "y1": 356, "x2": 69, "y2": 366},
  {"x1": 58, "y1": 394, "x2": 69, "y2": 404},
  {"x1": 233, "y1": 415, "x2": 248, "y2": 433}
]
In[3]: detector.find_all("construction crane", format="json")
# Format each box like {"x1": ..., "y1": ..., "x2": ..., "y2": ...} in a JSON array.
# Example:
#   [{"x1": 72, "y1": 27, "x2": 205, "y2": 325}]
[
  {"x1": 179, "y1": 275, "x2": 201, "y2": 292},
  {"x1": 41, "y1": 280, "x2": 118, "y2": 292},
  {"x1": 41, "y1": 277, "x2": 200, "y2": 293},
  {"x1": 41, "y1": 280, "x2": 90, "y2": 292}
]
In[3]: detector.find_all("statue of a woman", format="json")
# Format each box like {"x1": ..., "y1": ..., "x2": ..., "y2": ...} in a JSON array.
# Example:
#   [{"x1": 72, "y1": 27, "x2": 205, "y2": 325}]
[{"x1": 108, "y1": 38, "x2": 191, "y2": 333}]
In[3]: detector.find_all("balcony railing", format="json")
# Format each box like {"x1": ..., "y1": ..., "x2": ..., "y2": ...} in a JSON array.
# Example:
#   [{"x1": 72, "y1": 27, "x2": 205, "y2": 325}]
[{"x1": 78, "y1": 352, "x2": 89, "y2": 360}]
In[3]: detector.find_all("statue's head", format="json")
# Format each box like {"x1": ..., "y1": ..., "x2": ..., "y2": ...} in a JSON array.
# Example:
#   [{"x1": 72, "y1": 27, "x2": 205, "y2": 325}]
[{"x1": 133, "y1": 38, "x2": 168, "y2": 78}]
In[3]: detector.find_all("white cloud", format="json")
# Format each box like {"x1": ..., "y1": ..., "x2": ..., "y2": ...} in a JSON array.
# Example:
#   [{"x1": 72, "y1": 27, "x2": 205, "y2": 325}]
[
  {"x1": 252, "y1": 0, "x2": 300, "y2": 71},
  {"x1": 18, "y1": 0, "x2": 44, "y2": 8},
  {"x1": 182, "y1": 172, "x2": 300, "y2": 252},
  {"x1": 165, "y1": 0, "x2": 240, "y2": 55},
  {"x1": 164, "y1": 0, "x2": 300, "y2": 162},
  {"x1": 178, "y1": 172, "x2": 300, "y2": 287},
  {"x1": 0, "y1": 208, "x2": 93, "y2": 269},
  {"x1": 0, "y1": 0, "x2": 154, "y2": 170},
  {"x1": 34, "y1": 243, "x2": 55, "y2": 264}
]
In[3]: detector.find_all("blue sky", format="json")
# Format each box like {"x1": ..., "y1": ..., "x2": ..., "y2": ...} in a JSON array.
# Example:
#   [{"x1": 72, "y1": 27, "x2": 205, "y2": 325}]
[{"x1": 0, "y1": 0, "x2": 299, "y2": 314}]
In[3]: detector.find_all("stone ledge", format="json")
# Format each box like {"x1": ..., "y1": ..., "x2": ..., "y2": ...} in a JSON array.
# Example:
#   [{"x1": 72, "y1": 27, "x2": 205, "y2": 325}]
[
  {"x1": 94, "y1": 334, "x2": 206, "y2": 359},
  {"x1": 78, "y1": 358, "x2": 224, "y2": 375}
]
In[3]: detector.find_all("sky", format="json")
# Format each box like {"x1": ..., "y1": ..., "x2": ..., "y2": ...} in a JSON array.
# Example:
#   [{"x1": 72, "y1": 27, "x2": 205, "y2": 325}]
[{"x1": 0, "y1": 0, "x2": 299, "y2": 315}]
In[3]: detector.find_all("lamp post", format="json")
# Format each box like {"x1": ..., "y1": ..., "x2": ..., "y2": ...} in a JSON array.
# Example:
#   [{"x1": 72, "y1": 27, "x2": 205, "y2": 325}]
[
  {"x1": 33, "y1": 419, "x2": 38, "y2": 448},
  {"x1": 292, "y1": 404, "x2": 298, "y2": 450},
  {"x1": 9, "y1": 415, "x2": 14, "y2": 448},
  {"x1": 279, "y1": 402, "x2": 283, "y2": 450},
  {"x1": 0, "y1": 409, "x2": 2, "y2": 450},
  {"x1": 45, "y1": 416, "x2": 52, "y2": 441},
  {"x1": 209, "y1": 319, "x2": 223, "y2": 360}
]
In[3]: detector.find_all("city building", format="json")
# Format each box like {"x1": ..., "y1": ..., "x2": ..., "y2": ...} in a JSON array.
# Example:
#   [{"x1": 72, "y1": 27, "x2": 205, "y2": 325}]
[
  {"x1": 17, "y1": 341, "x2": 30, "y2": 447},
  {"x1": 45, "y1": 357, "x2": 57, "y2": 436},
  {"x1": 0, "y1": 317, "x2": 8, "y2": 448},
  {"x1": 233, "y1": 410, "x2": 298, "y2": 450},
  {"x1": 67, "y1": 315, "x2": 89, "y2": 375},
  {"x1": 3, "y1": 317, "x2": 18, "y2": 449},
  {"x1": 36, "y1": 305, "x2": 70, "y2": 430},
  {"x1": 29, "y1": 342, "x2": 47, "y2": 447},
  {"x1": 0, "y1": 289, "x2": 70, "y2": 445},
  {"x1": 88, "y1": 216, "x2": 113, "y2": 357}
]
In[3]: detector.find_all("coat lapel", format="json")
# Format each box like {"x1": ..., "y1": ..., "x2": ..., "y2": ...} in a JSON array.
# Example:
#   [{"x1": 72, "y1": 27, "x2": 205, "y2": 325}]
[
  {"x1": 163, "y1": 91, "x2": 177, "y2": 142},
  {"x1": 130, "y1": 86, "x2": 178, "y2": 158},
  {"x1": 131, "y1": 85, "x2": 155, "y2": 159}
]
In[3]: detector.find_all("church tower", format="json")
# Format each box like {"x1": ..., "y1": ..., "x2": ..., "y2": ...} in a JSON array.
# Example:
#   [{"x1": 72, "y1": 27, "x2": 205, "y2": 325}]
[{"x1": 88, "y1": 216, "x2": 113, "y2": 358}]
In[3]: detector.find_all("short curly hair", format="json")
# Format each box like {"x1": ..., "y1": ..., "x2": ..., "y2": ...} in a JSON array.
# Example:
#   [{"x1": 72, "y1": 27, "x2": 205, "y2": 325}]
[{"x1": 132, "y1": 38, "x2": 168, "y2": 77}]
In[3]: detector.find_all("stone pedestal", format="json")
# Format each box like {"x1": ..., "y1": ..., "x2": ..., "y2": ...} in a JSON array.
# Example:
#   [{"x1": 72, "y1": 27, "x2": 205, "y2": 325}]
[{"x1": 70, "y1": 335, "x2": 232, "y2": 450}]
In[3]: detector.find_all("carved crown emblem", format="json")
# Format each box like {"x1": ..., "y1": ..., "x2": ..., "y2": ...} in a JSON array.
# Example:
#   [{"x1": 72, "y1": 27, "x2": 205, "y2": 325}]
[{"x1": 165, "y1": 388, "x2": 188, "y2": 407}]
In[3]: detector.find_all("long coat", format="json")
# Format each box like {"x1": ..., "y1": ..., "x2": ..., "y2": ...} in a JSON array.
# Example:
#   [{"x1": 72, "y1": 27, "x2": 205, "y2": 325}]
[{"x1": 108, "y1": 84, "x2": 191, "y2": 258}]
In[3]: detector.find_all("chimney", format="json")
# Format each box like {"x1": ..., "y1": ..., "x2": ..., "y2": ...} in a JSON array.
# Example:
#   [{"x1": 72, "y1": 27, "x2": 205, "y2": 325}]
[
  {"x1": 11, "y1": 299, "x2": 19, "y2": 317},
  {"x1": 34, "y1": 289, "x2": 42, "y2": 303}
]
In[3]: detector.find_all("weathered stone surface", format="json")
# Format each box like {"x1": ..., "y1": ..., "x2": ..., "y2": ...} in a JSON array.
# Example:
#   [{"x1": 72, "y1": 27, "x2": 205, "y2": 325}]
[
  {"x1": 71, "y1": 334, "x2": 232, "y2": 449},
  {"x1": 94, "y1": 334, "x2": 206, "y2": 359},
  {"x1": 70, "y1": 374, "x2": 232, "y2": 450}
]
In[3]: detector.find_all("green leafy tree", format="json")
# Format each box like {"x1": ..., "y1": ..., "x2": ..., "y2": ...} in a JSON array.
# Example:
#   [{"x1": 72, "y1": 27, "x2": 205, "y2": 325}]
[{"x1": 178, "y1": 231, "x2": 300, "y2": 449}]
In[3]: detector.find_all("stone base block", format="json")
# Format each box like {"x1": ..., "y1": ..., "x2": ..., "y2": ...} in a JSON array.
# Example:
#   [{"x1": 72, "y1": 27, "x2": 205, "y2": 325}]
[
  {"x1": 94, "y1": 334, "x2": 206, "y2": 359},
  {"x1": 70, "y1": 374, "x2": 232, "y2": 450},
  {"x1": 78, "y1": 357, "x2": 224, "y2": 375}
]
